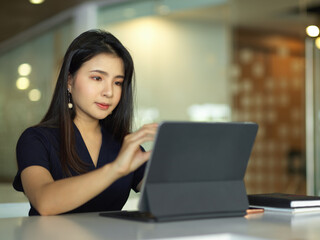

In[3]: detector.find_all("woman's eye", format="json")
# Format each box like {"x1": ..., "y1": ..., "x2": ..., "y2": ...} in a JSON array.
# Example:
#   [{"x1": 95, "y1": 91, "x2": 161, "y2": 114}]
[
  {"x1": 115, "y1": 81, "x2": 123, "y2": 86},
  {"x1": 92, "y1": 76, "x2": 102, "y2": 81}
]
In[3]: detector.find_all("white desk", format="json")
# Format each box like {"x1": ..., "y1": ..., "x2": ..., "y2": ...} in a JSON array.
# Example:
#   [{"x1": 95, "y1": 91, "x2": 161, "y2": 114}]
[{"x1": 1, "y1": 211, "x2": 320, "y2": 240}]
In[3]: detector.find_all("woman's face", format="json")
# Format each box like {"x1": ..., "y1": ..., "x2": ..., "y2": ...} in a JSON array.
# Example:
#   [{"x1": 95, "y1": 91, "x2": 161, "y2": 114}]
[{"x1": 68, "y1": 53, "x2": 124, "y2": 123}]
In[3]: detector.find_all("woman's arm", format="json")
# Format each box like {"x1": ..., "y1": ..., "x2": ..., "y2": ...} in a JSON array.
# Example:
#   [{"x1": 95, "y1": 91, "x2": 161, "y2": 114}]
[
  {"x1": 21, "y1": 123, "x2": 158, "y2": 216},
  {"x1": 21, "y1": 163, "x2": 117, "y2": 216}
]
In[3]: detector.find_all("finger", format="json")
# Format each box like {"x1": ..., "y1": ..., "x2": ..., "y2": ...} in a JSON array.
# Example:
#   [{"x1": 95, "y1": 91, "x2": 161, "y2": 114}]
[
  {"x1": 114, "y1": 144, "x2": 151, "y2": 175},
  {"x1": 120, "y1": 133, "x2": 155, "y2": 159},
  {"x1": 125, "y1": 125, "x2": 158, "y2": 143},
  {"x1": 140, "y1": 123, "x2": 158, "y2": 128},
  {"x1": 122, "y1": 135, "x2": 155, "y2": 155}
]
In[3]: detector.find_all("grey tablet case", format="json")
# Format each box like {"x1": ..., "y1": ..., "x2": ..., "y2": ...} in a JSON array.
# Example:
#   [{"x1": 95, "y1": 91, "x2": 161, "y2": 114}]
[{"x1": 100, "y1": 121, "x2": 258, "y2": 222}]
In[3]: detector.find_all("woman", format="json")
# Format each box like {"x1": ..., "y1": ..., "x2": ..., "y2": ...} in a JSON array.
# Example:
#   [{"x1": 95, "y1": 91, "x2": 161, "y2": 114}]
[{"x1": 13, "y1": 29, "x2": 158, "y2": 216}]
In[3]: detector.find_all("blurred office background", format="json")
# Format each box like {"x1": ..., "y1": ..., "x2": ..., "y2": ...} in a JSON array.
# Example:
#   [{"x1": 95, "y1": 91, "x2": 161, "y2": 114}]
[{"x1": 1, "y1": 0, "x2": 320, "y2": 205}]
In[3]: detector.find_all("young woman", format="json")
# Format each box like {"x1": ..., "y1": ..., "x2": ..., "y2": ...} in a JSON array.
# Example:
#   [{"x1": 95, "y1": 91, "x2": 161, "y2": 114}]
[{"x1": 13, "y1": 29, "x2": 158, "y2": 216}]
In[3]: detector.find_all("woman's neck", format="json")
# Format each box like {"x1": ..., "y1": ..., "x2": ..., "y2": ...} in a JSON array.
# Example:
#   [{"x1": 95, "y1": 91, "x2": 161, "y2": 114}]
[{"x1": 73, "y1": 116, "x2": 100, "y2": 135}]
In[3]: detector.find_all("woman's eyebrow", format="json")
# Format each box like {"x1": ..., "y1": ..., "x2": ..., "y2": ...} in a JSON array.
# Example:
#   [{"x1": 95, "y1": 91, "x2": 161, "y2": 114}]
[
  {"x1": 90, "y1": 69, "x2": 124, "y2": 78},
  {"x1": 90, "y1": 69, "x2": 108, "y2": 75}
]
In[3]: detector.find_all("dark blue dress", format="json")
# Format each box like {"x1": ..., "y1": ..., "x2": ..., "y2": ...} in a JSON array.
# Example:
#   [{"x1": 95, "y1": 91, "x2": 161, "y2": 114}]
[{"x1": 13, "y1": 125, "x2": 146, "y2": 216}]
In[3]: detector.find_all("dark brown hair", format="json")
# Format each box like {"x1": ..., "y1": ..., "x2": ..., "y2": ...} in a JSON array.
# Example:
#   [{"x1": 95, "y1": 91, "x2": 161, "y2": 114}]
[{"x1": 38, "y1": 29, "x2": 135, "y2": 176}]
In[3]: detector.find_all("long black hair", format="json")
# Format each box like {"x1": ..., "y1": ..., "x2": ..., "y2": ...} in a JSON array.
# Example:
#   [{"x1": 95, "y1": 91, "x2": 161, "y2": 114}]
[{"x1": 39, "y1": 29, "x2": 135, "y2": 176}]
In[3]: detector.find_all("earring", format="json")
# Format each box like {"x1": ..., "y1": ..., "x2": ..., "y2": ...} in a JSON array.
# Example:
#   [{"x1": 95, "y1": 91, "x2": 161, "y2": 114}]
[{"x1": 67, "y1": 89, "x2": 73, "y2": 109}]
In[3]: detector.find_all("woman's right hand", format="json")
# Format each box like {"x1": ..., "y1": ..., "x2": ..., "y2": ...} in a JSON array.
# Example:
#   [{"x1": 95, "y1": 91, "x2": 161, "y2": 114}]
[{"x1": 111, "y1": 123, "x2": 158, "y2": 177}]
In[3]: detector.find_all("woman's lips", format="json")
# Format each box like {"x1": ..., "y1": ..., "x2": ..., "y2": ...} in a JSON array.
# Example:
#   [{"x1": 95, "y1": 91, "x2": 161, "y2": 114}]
[{"x1": 96, "y1": 103, "x2": 110, "y2": 110}]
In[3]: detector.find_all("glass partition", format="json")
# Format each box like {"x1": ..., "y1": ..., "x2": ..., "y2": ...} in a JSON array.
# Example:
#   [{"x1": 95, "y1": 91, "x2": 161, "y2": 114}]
[
  {"x1": 98, "y1": 0, "x2": 310, "y2": 195},
  {"x1": 98, "y1": 0, "x2": 232, "y2": 127},
  {"x1": 0, "y1": 22, "x2": 73, "y2": 182}
]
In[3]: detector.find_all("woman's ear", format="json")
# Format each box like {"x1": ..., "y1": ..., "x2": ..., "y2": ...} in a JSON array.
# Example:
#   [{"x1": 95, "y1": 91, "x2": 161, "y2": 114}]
[{"x1": 67, "y1": 74, "x2": 73, "y2": 93}]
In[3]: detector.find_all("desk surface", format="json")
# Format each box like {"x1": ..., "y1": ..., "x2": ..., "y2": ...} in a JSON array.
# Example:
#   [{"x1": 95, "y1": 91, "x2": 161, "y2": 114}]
[{"x1": 1, "y1": 211, "x2": 320, "y2": 240}]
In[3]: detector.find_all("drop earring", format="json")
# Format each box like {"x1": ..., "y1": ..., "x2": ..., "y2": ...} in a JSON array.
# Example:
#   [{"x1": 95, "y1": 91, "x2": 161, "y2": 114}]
[{"x1": 67, "y1": 89, "x2": 73, "y2": 109}]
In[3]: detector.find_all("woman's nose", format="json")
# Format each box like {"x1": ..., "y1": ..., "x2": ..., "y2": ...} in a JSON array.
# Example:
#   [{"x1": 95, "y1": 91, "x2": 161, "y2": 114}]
[{"x1": 102, "y1": 81, "x2": 113, "y2": 98}]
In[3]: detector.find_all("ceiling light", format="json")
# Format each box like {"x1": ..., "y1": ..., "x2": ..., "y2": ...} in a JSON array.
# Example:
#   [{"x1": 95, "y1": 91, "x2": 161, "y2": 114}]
[
  {"x1": 29, "y1": 89, "x2": 41, "y2": 101},
  {"x1": 306, "y1": 25, "x2": 320, "y2": 37},
  {"x1": 16, "y1": 77, "x2": 30, "y2": 90},
  {"x1": 18, "y1": 63, "x2": 32, "y2": 76},
  {"x1": 29, "y1": 0, "x2": 45, "y2": 4}
]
